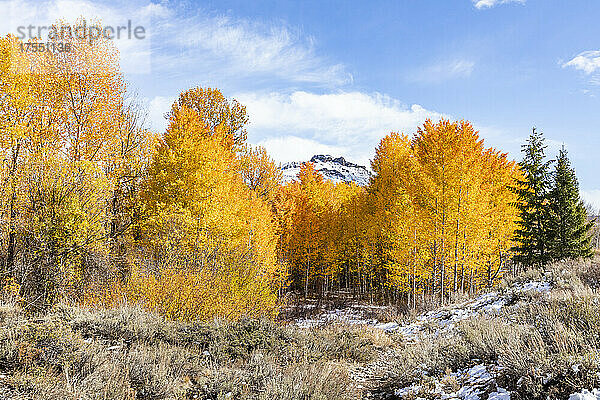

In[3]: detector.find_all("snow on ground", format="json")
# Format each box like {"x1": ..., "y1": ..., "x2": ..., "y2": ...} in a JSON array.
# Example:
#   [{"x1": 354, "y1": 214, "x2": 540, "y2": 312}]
[
  {"x1": 570, "y1": 389, "x2": 600, "y2": 400},
  {"x1": 385, "y1": 280, "x2": 552, "y2": 399},
  {"x1": 394, "y1": 364, "x2": 510, "y2": 400},
  {"x1": 377, "y1": 280, "x2": 550, "y2": 341},
  {"x1": 295, "y1": 280, "x2": 551, "y2": 399},
  {"x1": 295, "y1": 280, "x2": 551, "y2": 341}
]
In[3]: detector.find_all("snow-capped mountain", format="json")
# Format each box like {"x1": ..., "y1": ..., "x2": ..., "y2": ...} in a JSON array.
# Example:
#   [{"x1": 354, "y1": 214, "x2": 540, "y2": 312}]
[{"x1": 281, "y1": 155, "x2": 371, "y2": 186}]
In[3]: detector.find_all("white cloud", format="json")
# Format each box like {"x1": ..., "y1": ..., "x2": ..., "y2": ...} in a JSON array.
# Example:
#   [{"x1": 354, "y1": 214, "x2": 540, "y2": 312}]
[
  {"x1": 147, "y1": 90, "x2": 445, "y2": 165},
  {"x1": 581, "y1": 190, "x2": 600, "y2": 212},
  {"x1": 0, "y1": 0, "x2": 350, "y2": 84},
  {"x1": 448, "y1": 60, "x2": 475, "y2": 77},
  {"x1": 411, "y1": 59, "x2": 475, "y2": 83},
  {"x1": 145, "y1": 90, "x2": 443, "y2": 165},
  {"x1": 563, "y1": 51, "x2": 600, "y2": 75},
  {"x1": 258, "y1": 136, "x2": 348, "y2": 164},
  {"x1": 1, "y1": 0, "x2": 153, "y2": 73},
  {"x1": 472, "y1": 0, "x2": 525, "y2": 9},
  {"x1": 166, "y1": 16, "x2": 350, "y2": 86},
  {"x1": 236, "y1": 91, "x2": 446, "y2": 165},
  {"x1": 139, "y1": 3, "x2": 172, "y2": 19},
  {"x1": 146, "y1": 95, "x2": 176, "y2": 132},
  {"x1": 147, "y1": 91, "x2": 520, "y2": 168}
]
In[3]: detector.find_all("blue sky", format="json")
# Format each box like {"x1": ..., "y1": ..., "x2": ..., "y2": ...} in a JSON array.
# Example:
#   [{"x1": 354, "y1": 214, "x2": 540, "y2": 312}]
[{"x1": 2, "y1": 0, "x2": 600, "y2": 207}]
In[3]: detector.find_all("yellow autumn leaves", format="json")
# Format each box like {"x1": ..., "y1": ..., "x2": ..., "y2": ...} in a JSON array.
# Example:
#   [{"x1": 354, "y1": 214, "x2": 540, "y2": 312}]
[
  {"x1": 1, "y1": 26, "x2": 285, "y2": 318},
  {"x1": 134, "y1": 95, "x2": 284, "y2": 319},
  {"x1": 278, "y1": 120, "x2": 521, "y2": 306},
  {"x1": 1, "y1": 21, "x2": 521, "y2": 319},
  {"x1": 0, "y1": 27, "x2": 133, "y2": 310}
]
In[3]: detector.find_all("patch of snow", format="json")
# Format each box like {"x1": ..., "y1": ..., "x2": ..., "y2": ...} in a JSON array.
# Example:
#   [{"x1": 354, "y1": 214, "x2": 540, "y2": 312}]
[
  {"x1": 488, "y1": 388, "x2": 511, "y2": 400},
  {"x1": 517, "y1": 281, "x2": 551, "y2": 292},
  {"x1": 373, "y1": 321, "x2": 398, "y2": 331},
  {"x1": 394, "y1": 364, "x2": 510, "y2": 400},
  {"x1": 295, "y1": 280, "x2": 552, "y2": 340},
  {"x1": 569, "y1": 389, "x2": 600, "y2": 400},
  {"x1": 384, "y1": 280, "x2": 555, "y2": 399},
  {"x1": 382, "y1": 280, "x2": 551, "y2": 341},
  {"x1": 300, "y1": 279, "x2": 552, "y2": 399},
  {"x1": 394, "y1": 383, "x2": 422, "y2": 397}
]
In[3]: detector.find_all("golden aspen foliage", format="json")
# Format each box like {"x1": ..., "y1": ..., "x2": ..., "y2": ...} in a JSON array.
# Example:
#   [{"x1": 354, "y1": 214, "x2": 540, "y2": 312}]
[
  {"x1": 2, "y1": 20, "x2": 522, "y2": 317},
  {"x1": 368, "y1": 120, "x2": 520, "y2": 303},
  {"x1": 168, "y1": 87, "x2": 249, "y2": 149},
  {"x1": 278, "y1": 163, "x2": 327, "y2": 294},
  {"x1": 279, "y1": 120, "x2": 520, "y2": 306},
  {"x1": 105, "y1": 95, "x2": 284, "y2": 321},
  {"x1": 367, "y1": 133, "x2": 419, "y2": 297},
  {"x1": 239, "y1": 144, "x2": 283, "y2": 202},
  {"x1": 277, "y1": 163, "x2": 368, "y2": 296},
  {"x1": 0, "y1": 22, "x2": 154, "y2": 311}
]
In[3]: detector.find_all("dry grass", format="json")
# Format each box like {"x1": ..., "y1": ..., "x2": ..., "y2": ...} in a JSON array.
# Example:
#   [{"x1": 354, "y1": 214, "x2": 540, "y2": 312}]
[
  {"x1": 0, "y1": 301, "x2": 384, "y2": 399},
  {"x1": 2, "y1": 258, "x2": 600, "y2": 399},
  {"x1": 377, "y1": 258, "x2": 600, "y2": 400}
]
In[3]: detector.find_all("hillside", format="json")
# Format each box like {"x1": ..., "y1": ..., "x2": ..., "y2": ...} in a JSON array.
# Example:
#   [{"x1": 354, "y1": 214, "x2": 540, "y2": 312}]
[
  {"x1": 1, "y1": 259, "x2": 599, "y2": 399},
  {"x1": 281, "y1": 154, "x2": 371, "y2": 186}
]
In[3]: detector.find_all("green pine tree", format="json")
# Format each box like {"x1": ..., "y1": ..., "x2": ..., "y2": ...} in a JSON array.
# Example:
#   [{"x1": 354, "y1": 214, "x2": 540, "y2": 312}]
[
  {"x1": 547, "y1": 147, "x2": 594, "y2": 260},
  {"x1": 512, "y1": 128, "x2": 553, "y2": 268}
]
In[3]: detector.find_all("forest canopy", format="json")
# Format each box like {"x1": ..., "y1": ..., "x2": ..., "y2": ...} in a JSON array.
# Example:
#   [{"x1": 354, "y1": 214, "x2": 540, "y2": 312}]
[{"x1": 0, "y1": 24, "x2": 592, "y2": 320}]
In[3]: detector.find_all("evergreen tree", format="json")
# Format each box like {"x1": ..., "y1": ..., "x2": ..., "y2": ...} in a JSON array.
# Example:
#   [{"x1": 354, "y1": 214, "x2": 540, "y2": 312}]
[
  {"x1": 512, "y1": 128, "x2": 553, "y2": 268},
  {"x1": 547, "y1": 147, "x2": 594, "y2": 260}
]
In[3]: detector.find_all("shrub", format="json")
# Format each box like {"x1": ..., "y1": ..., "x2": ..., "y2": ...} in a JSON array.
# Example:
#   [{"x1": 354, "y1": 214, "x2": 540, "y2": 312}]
[{"x1": 85, "y1": 264, "x2": 280, "y2": 322}]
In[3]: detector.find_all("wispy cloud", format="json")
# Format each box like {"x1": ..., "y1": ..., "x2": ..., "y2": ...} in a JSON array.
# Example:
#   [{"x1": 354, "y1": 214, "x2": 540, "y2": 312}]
[
  {"x1": 410, "y1": 59, "x2": 475, "y2": 83},
  {"x1": 472, "y1": 0, "x2": 525, "y2": 9},
  {"x1": 561, "y1": 51, "x2": 600, "y2": 86},
  {"x1": 0, "y1": 0, "x2": 351, "y2": 85},
  {"x1": 2, "y1": 1, "x2": 457, "y2": 168},
  {"x1": 164, "y1": 16, "x2": 350, "y2": 86}
]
